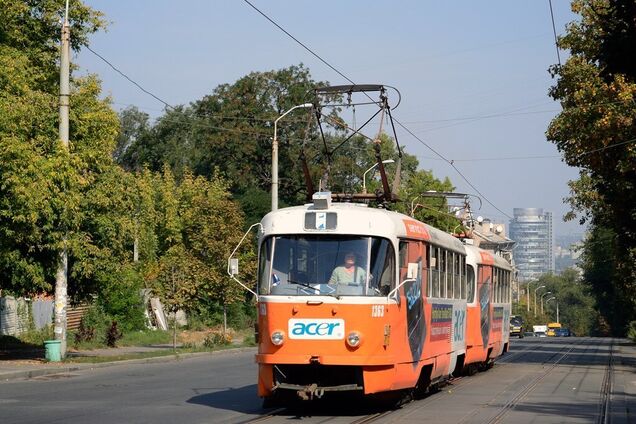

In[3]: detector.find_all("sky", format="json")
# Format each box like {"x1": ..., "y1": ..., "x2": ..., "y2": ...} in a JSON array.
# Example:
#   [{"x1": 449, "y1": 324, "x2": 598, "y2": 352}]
[{"x1": 77, "y1": 0, "x2": 585, "y2": 237}]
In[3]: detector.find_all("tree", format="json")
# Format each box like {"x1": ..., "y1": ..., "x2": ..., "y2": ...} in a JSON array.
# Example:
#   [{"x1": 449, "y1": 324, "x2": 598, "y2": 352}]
[
  {"x1": 114, "y1": 106, "x2": 150, "y2": 163},
  {"x1": 0, "y1": 1, "x2": 122, "y2": 297},
  {"x1": 547, "y1": 0, "x2": 636, "y2": 333}
]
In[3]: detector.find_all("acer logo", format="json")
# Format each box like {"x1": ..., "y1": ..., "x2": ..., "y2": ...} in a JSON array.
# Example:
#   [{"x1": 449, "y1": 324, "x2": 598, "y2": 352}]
[{"x1": 288, "y1": 319, "x2": 344, "y2": 339}]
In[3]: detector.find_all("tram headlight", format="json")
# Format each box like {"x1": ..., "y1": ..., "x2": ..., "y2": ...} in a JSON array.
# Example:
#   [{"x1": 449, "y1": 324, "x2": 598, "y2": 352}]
[
  {"x1": 271, "y1": 330, "x2": 285, "y2": 346},
  {"x1": 346, "y1": 331, "x2": 362, "y2": 348}
]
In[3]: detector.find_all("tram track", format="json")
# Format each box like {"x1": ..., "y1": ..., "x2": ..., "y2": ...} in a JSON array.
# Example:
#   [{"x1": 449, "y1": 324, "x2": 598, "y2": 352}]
[
  {"x1": 236, "y1": 338, "x2": 610, "y2": 424},
  {"x1": 597, "y1": 338, "x2": 614, "y2": 424},
  {"x1": 236, "y1": 405, "x2": 399, "y2": 424},
  {"x1": 453, "y1": 338, "x2": 594, "y2": 424}
]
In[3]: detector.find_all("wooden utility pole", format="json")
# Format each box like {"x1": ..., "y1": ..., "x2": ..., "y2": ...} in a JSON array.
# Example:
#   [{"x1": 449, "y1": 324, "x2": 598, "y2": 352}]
[{"x1": 55, "y1": 0, "x2": 70, "y2": 358}]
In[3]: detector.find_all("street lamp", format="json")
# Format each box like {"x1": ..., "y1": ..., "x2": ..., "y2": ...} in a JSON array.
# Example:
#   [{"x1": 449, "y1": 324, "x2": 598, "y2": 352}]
[
  {"x1": 272, "y1": 103, "x2": 313, "y2": 211},
  {"x1": 540, "y1": 291, "x2": 552, "y2": 315},
  {"x1": 546, "y1": 297, "x2": 559, "y2": 323},
  {"x1": 362, "y1": 160, "x2": 394, "y2": 194},
  {"x1": 534, "y1": 285, "x2": 545, "y2": 316}
]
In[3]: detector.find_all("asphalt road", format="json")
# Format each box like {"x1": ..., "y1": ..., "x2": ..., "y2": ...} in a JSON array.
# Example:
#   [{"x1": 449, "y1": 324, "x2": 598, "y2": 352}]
[{"x1": 0, "y1": 337, "x2": 633, "y2": 424}]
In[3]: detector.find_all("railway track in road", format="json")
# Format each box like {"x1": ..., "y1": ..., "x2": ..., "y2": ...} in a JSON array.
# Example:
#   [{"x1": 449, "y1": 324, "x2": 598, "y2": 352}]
[
  {"x1": 480, "y1": 339, "x2": 589, "y2": 424},
  {"x1": 475, "y1": 337, "x2": 617, "y2": 424},
  {"x1": 236, "y1": 405, "x2": 398, "y2": 424},
  {"x1": 237, "y1": 338, "x2": 616, "y2": 424},
  {"x1": 597, "y1": 338, "x2": 614, "y2": 424}
]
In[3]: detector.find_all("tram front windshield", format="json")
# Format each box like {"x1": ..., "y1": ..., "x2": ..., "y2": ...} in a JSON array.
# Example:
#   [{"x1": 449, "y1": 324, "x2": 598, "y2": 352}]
[{"x1": 258, "y1": 235, "x2": 395, "y2": 297}]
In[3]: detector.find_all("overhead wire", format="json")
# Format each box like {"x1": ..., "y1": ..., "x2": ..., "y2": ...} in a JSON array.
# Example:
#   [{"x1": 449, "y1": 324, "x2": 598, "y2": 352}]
[
  {"x1": 85, "y1": 3, "x2": 631, "y2": 221},
  {"x1": 548, "y1": 0, "x2": 562, "y2": 66},
  {"x1": 93, "y1": 52, "x2": 633, "y2": 163},
  {"x1": 241, "y1": 0, "x2": 514, "y2": 219}
]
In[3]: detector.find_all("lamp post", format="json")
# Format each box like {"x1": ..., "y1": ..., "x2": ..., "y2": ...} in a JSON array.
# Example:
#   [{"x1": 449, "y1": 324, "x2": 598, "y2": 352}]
[
  {"x1": 540, "y1": 291, "x2": 552, "y2": 315},
  {"x1": 546, "y1": 297, "x2": 559, "y2": 323},
  {"x1": 534, "y1": 285, "x2": 545, "y2": 316},
  {"x1": 272, "y1": 103, "x2": 313, "y2": 211},
  {"x1": 545, "y1": 296, "x2": 555, "y2": 320},
  {"x1": 362, "y1": 159, "x2": 394, "y2": 194}
]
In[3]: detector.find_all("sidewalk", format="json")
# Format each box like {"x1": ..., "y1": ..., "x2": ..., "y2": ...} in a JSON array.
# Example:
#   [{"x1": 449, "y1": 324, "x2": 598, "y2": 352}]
[{"x1": 0, "y1": 344, "x2": 254, "y2": 382}]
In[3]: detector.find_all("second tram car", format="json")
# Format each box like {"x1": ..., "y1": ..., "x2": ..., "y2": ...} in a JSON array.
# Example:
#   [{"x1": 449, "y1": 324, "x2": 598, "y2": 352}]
[{"x1": 230, "y1": 193, "x2": 512, "y2": 403}]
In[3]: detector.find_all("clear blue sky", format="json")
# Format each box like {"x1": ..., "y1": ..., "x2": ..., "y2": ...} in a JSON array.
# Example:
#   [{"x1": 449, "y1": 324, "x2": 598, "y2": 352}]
[{"x1": 78, "y1": 0, "x2": 583, "y2": 236}]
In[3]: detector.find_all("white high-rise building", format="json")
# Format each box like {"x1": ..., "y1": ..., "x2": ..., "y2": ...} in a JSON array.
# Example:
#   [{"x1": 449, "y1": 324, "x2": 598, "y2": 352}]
[{"x1": 509, "y1": 208, "x2": 554, "y2": 282}]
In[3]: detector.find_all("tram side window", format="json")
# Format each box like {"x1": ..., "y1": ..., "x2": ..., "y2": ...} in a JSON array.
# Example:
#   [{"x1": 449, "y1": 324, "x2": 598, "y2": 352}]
[
  {"x1": 466, "y1": 264, "x2": 475, "y2": 303},
  {"x1": 460, "y1": 255, "x2": 466, "y2": 300},
  {"x1": 495, "y1": 268, "x2": 501, "y2": 303},
  {"x1": 506, "y1": 270, "x2": 511, "y2": 302},
  {"x1": 257, "y1": 238, "x2": 273, "y2": 295},
  {"x1": 440, "y1": 249, "x2": 447, "y2": 298},
  {"x1": 370, "y1": 238, "x2": 396, "y2": 295},
  {"x1": 454, "y1": 253, "x2": 461, "y2": 299},
  {"x1": 492, "y1": 267, "x2": 499, "y2": 303},
  {"x1": 429, "y1": 247, "x2": 438, "y2": 297}
]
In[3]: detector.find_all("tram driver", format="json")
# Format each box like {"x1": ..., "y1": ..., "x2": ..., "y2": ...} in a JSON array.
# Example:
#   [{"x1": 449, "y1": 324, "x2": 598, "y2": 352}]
[{"x1": 328, "y1": 251, "x2": 367, "y2": 285}]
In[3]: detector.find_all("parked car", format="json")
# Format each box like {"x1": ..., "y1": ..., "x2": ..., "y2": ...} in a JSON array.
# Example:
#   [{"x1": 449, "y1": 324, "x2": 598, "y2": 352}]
[
  {"x1": 535, "y1": 331, "x2": 547, "y2": 337},
  {"x1": 555, "y1": 328, "x2": 571, "y2": 337},
  {"x1": 523, "y1": 331, "x2": 536, "y2": 337}
]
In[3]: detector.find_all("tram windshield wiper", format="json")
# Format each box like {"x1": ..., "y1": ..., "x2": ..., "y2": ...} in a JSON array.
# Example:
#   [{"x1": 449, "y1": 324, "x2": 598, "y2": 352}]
[{"x1": 288, "y1": 280, "x2": 336, "y2": 296}]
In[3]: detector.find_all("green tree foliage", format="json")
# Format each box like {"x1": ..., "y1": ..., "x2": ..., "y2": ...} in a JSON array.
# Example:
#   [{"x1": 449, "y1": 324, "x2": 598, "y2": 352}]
[
  {"x1": 547, "y1": 0, "x2": 636, "y2": 333},
  {"x1": 0, "y1": 1, "x2": 123, "y2": 296},
  {"x1": 120, "y1": 65, "x2": 330, "y2": 206},
  {"x1": 522, "y1": 270, "x2": 597, "y2": 336},
  {"x1": 144, "y1": 167, "x2": 253, "y2": 320}
]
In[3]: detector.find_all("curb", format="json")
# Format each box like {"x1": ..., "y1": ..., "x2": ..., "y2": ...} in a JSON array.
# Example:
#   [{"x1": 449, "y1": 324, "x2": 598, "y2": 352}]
[{"x1": 1, "y1": 346, "x2": 256, "y2": 382}]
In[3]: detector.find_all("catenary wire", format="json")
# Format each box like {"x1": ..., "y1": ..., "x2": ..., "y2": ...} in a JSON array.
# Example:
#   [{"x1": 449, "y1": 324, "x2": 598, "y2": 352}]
[{"x1": 241, "y1": 0, "x2": 514, "y2": 219}]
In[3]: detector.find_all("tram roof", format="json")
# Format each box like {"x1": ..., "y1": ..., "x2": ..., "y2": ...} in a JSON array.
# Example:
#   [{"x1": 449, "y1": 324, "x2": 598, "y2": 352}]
[
  {"x1": 464, "y1": 243, "x2": 513, "y2": 270},
  {"x1": 260, "y1": 203, "x2": 466, "y2": 254}
]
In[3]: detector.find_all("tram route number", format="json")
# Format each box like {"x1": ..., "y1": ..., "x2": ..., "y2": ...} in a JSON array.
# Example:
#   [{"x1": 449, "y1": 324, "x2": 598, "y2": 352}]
[
  {"x1": 372, "y1": 305, "x2": 385, "y2": 317},
  {"x1": 453, "y1": 309, "x2": 466, "y2": 342}
]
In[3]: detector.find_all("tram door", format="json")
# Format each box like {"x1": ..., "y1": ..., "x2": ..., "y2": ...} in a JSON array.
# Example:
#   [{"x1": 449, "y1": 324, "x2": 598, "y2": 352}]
[
  {"x1": 478, "y1": 265, "x2": 492, "y2": 348},
  {"x1": 398, "y1": 240, "x2": 426, "y2": 362}
]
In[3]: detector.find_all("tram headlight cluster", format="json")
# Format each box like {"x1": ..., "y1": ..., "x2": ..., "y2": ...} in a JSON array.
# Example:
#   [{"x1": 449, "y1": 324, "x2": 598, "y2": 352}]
[
  {"x1": 346, "y1": 331, "x2": 362, "y2": 348},
  {"x1": 271, "y1": 330, "x2": 285, "y2": 346}
]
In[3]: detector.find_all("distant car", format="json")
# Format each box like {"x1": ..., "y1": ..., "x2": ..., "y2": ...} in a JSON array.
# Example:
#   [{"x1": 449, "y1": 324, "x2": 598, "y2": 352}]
[
  {"x1": 535, "y1": 331, "x2": 547, "y2": 337},
  {"x1": 555, "y1": 328, "x2": 571, "y2": 337},
  {"x1": 523, "y1": 331, "x2": 536, "y2": 337},
  {"x1": 510, "y1": 316, "x2": 524, "y2": 338}
]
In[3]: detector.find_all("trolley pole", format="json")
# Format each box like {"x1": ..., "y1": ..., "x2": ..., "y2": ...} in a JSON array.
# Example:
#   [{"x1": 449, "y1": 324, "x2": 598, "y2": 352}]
[{"x1": 54, "y1": 0, "x2": 71, "y2": 358}]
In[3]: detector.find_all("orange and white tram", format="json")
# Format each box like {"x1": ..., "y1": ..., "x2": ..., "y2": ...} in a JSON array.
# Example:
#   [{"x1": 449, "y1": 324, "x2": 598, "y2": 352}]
[{"x1": 230, "y1": 192, "x2": 512, "y2": 403}]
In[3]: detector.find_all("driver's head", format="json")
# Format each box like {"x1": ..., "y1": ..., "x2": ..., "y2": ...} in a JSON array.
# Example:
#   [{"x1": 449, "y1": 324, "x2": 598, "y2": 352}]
[{"x1": 344, "y1": 252, "x2": 356, "y2": 266}]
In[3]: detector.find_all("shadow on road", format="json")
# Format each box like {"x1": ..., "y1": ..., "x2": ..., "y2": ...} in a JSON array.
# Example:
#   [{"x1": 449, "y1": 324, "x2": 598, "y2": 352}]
[{"x1": 187, "y1": 384, "x2": 262, "y2": 414}]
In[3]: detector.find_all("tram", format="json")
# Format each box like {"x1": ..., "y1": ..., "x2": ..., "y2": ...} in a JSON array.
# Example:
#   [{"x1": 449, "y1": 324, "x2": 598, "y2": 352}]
[
  {"x1": 229, "y1": 192, "x2": 512, "y2": 403},
  {"x1": 227, "y1": 84, "x2": 512, "y2": 404}
]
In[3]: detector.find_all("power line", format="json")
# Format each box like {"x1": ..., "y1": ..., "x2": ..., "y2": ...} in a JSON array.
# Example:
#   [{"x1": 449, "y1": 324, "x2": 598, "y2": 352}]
[
  {"x1": 85, "y1": 46, "x2": 174, "y2": 110},
  {"x1": 241, "y1": 0, "x2": 514, "y2": 219},
  {"x1": 548, "y1": 0, "x2": 562, "y2": 66},
  {"x1": 87, "y1": 45, "x2": 636, "y2": 168}
]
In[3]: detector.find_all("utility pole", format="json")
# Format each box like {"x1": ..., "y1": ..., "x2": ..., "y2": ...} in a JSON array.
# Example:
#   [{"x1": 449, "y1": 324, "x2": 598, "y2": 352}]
[{"x1": 55, "y1": 0, "x2": 71, "y2": 358}]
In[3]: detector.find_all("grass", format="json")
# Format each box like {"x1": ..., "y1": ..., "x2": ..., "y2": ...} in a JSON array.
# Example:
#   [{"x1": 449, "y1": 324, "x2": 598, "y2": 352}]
[
  {"x1": 3, "y1": 326, "x2": 256, "y2": 362},
  {"x1": 119, "y1": 329, "x2": 172, "y2": 346},
  {"x1": 63, "y1": 339, "x2": 253, "y2": 364}
]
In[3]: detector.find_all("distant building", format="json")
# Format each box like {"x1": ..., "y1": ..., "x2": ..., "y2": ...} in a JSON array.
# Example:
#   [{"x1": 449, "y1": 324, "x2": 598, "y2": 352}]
[
  {"x1": 509, "y1": 208, "x2": 554, "y2": 282},
  {"x1": 554, "y1": 235, "x2": 583, "y2": 275}
]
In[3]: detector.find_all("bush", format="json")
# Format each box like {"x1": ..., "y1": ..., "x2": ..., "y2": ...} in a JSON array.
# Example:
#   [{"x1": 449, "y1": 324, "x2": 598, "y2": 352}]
[
  {"x1": 203, "y1": 332, "x2": 231, "y2": 347},
  {"x1": 627, "y1": 321, "x2": 636, "y2": 342},
  {"x1": 97, "y1": 266, "x2": 146, "y2": 332},
  {"x1": 73, "y1": 304, "x2": 110, "y2": 348},
  {"x1": 105, "y1": 321, "x2": 123, "y2": 347}
]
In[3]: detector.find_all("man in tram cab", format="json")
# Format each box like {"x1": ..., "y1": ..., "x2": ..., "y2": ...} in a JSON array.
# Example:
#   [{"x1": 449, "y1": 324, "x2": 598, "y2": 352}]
[{"x1": 328, "y1": 252, "x2": 367, "y2": 285}]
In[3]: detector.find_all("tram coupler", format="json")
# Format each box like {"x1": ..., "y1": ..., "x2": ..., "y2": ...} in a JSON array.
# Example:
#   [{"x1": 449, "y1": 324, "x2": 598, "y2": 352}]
[{"x1": 297, "y1": 383, "x2": 325, "y2": 400}]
